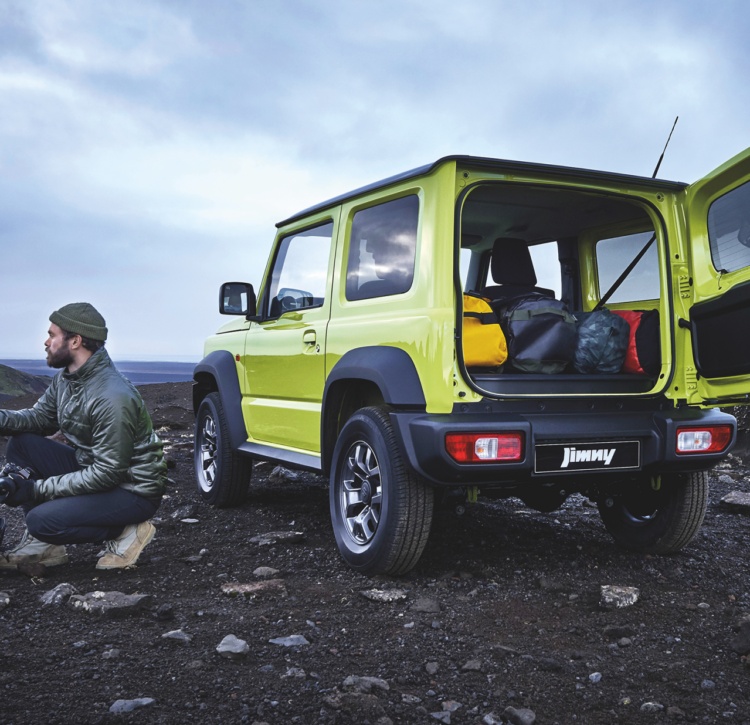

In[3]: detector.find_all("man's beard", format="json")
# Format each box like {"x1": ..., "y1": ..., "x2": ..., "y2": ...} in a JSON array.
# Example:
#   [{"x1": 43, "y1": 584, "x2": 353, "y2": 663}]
[{"x1": 46, "y1": 344, "x2": 74, "y2": 369}]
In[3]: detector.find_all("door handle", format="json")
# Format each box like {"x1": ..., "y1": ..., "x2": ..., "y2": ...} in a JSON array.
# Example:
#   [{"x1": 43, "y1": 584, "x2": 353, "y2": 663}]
[{"x1": 303, "y1": 330, "x2": 317, "y2": 346}]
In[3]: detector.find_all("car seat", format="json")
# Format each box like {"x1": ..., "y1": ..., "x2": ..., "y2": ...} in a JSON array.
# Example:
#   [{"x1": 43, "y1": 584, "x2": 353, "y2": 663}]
[{"x1": 481, "y1": 237, "x2": 554, "y2": 301}]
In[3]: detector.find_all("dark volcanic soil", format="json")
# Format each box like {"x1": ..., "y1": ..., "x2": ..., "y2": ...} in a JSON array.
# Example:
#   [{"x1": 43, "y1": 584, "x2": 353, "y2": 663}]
[{"x1": 2, "y1": 383, "x2": 750, "y2": 725}]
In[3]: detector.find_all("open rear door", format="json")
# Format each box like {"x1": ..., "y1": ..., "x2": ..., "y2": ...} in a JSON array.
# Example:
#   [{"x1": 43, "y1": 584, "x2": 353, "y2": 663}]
[{"x1": 684, "y1": 147, "x2": 750, "y2": 405}]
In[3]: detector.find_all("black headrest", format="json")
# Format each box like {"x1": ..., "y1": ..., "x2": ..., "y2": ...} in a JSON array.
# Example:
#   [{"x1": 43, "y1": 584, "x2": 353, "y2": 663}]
[{"x1": 490, "y1": 237, "x2": 537, "y2": 286}]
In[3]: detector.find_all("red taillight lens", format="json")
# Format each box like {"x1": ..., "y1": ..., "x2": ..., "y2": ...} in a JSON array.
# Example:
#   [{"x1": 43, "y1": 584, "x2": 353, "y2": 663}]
[
  {"x1": 675, "y1": 425, "x2": 733, "y2": 455},
  {"x1": 445, "y1": 432, "x2": 524, "y2": 463}
]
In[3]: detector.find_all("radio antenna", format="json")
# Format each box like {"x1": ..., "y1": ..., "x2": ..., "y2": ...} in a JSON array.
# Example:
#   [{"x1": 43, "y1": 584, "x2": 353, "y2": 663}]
[{"x1": 652, "y1": 116, "x2": 679, "y2": 178}]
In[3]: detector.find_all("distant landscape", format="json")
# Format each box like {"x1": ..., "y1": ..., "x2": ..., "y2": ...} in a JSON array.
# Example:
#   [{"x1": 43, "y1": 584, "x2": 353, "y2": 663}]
[{"x1": 0, "y1": 359, "x2": 196, "y2": 387}]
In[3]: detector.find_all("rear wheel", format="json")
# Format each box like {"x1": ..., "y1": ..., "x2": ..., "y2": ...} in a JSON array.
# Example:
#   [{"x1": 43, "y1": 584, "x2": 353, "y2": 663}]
[
  {"x1": 330, "y1": 406, "x2": 434, "y2": 575},
  {"x1": 194, "y1": 392, "x2": 252, "y2": 507},
  {"x1": 597, "y1": 471, "x2": 708, "y2": 554}
]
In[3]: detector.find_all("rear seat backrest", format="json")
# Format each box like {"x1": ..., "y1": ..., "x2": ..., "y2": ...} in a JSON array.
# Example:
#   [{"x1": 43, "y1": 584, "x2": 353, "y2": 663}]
[{"x1": 481, "y1": 237, "x2": 555, "y2": 301}]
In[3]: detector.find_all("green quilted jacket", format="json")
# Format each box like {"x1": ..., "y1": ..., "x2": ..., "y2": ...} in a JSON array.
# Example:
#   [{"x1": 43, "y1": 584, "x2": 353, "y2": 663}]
[{"x1": 0, "y1": 349, "x2": 167, "y2": 501}]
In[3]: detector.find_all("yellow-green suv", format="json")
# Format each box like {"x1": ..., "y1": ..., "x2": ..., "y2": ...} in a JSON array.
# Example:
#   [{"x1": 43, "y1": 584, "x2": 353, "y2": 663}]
[{"x1": 193, "y1": 149, "x2": 750, "y2": 575}]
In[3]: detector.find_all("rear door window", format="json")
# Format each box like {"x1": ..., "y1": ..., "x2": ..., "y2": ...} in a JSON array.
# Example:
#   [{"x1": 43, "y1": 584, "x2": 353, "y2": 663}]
[
  {"x1": 596, "y1": 232, "x2": 659, "y2": 303},
  {"x1": 707, "y1": 180, "x2": 750, "y2": 273},
  {"x1": 345, "y1": 195, "x2": 419, "y2": 301}
]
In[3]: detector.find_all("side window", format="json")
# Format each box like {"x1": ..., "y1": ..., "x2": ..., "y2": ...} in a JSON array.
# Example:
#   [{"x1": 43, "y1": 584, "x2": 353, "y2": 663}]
[
  {"x1": 265, "y1": 222, "x2": 333, "y2": 317},
  {"x1": 345, "y1": 195, "x2": 419, "y2": 301},
  {"x1": 596, "y1": 231, "x2": 659, "y2": 303},
  {"x1": 708, "y1": 180, "x2": 750, "y2": 273},
  {"x1": 529, "y1": 242, "x2": 561, "y2": 297}
]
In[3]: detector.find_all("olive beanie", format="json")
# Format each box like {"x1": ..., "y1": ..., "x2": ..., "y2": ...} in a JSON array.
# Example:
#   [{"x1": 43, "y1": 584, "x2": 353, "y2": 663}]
[{"x1": 49, "y1": 302, "x2": 108, "y2": 342}]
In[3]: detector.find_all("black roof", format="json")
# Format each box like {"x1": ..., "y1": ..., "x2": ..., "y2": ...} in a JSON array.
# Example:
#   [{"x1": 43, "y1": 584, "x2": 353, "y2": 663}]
[{"x1": 276, "y1": 155, "x2": 688, "y2": 228}]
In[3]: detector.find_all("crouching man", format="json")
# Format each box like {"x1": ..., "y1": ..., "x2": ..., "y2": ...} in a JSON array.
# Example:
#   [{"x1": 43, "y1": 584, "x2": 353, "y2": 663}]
[{"x1": 0, "y1": 302, "x2": 167, "y2": 570}]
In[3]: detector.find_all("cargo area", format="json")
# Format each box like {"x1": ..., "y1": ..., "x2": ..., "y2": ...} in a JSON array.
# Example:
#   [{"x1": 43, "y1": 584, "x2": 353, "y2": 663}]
[{"x1": 458, "y1": 179, "x2": 668, "y2": 396}]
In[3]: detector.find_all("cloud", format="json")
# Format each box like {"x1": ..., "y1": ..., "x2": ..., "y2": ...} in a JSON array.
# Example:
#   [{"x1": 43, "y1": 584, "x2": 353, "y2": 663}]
[{"x1": 0, "y1": 0, "x2": 749, "y2": 358}]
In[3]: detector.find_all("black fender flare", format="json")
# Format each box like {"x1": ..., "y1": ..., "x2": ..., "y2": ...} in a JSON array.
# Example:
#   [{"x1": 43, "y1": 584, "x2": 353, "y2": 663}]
[
  {"x1": 192, "y1": 350, "x2": 247, "y2": 451},
  {"x1": 324, "y1": 346, "x2": 426, "y2": 408},
  {"x1": 321, "y1": 346, "x2": 426, "y2": 475}
]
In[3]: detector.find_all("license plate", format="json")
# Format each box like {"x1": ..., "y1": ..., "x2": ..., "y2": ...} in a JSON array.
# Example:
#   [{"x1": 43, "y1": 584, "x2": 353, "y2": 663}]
[{"x1": 534, "y1": 440, "x2": 640, "y2": 473}]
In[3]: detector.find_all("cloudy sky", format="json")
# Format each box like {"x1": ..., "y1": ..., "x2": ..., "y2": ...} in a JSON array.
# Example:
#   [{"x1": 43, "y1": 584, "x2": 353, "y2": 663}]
[{"x1": 2, "y1": 0, "x2": 749, "y2": 360}]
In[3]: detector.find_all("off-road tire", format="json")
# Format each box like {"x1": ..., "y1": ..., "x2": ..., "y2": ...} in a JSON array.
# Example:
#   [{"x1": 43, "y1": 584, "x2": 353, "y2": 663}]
[
  {"x1": 597, "y1": 471, "x2": 708, "y2": 554},
  {"x1": 194, "y1": 392, "x2": 252, "y2": 507},
  {"x1": 330, "y1": 406, "x2": 434, "y2": 575}
]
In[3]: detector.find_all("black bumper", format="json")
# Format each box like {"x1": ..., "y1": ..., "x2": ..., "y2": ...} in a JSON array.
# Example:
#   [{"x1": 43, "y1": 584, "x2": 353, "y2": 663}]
[{"x1": 390, "y1": 405, "x2": 737, "y2": 487}]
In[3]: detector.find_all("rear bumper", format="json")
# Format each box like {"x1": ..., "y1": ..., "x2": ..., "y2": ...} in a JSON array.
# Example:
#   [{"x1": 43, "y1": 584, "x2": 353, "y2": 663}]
[{"x1": 390, "y1": 406, "x2": 736, "y2": 487}]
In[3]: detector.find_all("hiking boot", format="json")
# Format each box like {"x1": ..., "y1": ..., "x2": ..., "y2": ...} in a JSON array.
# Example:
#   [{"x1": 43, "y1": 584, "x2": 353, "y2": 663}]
[
  {"x1": 0, "y1": 530, "x2": 69, "y2": 570},
  {"x1": 96, "y1": 521, "x2": 155, "y2": 570}
]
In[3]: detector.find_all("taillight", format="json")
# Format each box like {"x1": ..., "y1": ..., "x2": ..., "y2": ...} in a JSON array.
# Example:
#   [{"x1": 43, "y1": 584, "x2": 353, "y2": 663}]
[
  {"x1": 445, "y1": 432, "x2": 524, "y2": 463},
  {"x1": 675, "y1": 425, "x2": 732, "y2": 455}
]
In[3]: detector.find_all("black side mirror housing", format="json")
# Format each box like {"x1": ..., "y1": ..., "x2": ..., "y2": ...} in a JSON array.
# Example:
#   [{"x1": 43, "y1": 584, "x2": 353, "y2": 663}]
[{"x1": 219, "y1": 282, "x2": 257, "y2": 317}]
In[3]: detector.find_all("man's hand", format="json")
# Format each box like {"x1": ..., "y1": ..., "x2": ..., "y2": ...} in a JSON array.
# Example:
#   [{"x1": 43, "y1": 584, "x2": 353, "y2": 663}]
[{"x1": 0, "y1": 474, "x2": 36, "y2": 507}]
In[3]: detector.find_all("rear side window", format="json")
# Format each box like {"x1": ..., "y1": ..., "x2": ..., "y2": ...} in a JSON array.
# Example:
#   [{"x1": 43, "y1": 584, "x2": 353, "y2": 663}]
[
  {"x1": 596, "y1": 231, "x2": 659, "y2": 303},
  {"x1": 265, "y1": 222, "x2": 333, "y2": 317},
  {"x1": 708, "y1": 180, "x2": 750, "y2": 273},
  {"x1": 345, "y1": 195, "x2": 419, "y2": 301}
]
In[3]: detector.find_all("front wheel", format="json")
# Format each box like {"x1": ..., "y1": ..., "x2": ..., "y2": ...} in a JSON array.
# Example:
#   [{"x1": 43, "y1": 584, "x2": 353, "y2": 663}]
[
  {"x1": 330, "y1": 406, "x2": 434, "y2": 575},
  {"x1": 597, "y1": 471, "x2": 708, "y2": 554},
  {"x1": 194, "y1": 392, "x2": 252, "y2": 507}
]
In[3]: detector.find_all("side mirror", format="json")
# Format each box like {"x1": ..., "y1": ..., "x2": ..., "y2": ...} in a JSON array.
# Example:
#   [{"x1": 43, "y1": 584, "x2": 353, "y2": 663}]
[{"x1": 219, "y1": 282, "x2": 257, "y2": 317}]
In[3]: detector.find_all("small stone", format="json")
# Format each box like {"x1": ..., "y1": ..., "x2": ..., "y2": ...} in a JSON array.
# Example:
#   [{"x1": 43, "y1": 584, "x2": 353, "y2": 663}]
[
  {"x1": 216, "y1": 634, "x2": 250, "y2": 660},
  {"x1": 503, "y1": 705, "x2": 536, "y2": 725},
  {"x1": 249, "y1": 531, "x2": 305, "y2": 546},
  {"x1": 360, "y1": 588, "x2": 408, "y2": 603},
  {"x1": 462, "y1": 659, "x2": 482, "y2": 672},
  {"x1": 430, "y1": 712, "x2": 451, "y2": 724},
  {"x1": 600, "y1": 585, "x2": 640, "y2": 610},
  {"x1": 343, "y1": 675, "x2": 390, "y2": 693},
  {"x1": 221, "y1": 579, "x2": 287, "y2": 597},
  {"x1": 640, "y1": 701, "x2": 665, "y2": 713},
  {"x1": 701, "y1": 679, "x2": 716, "y2": 689},
  {"x1": 667, "y1": 705, "x2": 686, "y2": 719},
  {"x1": 253, "y1": 566, "x2": 280, "y2": 578},
  {"x1": 269, "y1": 465, "x2": 301, "y2": 482},
  {"x1": 180, "y1": 518, "x2": 200, "y2": 524},
  {"x1": 589, "y1": 672, "x2": 602, "y2": 683},
  {"x1": 720, "y1": 490, "x2": 750, "y2": 513},
  {"x1": 268, "y1": 634, "x2": 310, "y2": 647},
  {"x1": 155, "y1": 603, "x2": 175, "y2": 621},
  {"x1": 161, "y1": 629, "x2": 193, "y2": 644},
  {"x1": 68, "y1": 591, "x2": 152, "y2": 617},
  {"x1": 40, "y1": 583, "x2": 77, "y2": 606},
  {"x1": 442, "y1": 700, "x2": 462, "y2": 712},
  {"x1": 425, "y1": 661, "x2": 439, "y2": 675},
  {"x1": 618, "y1": 637, "x2": 633, "y2": 647},
  {"x1": 0, "y1": 592, "x2": 9, "y2": 610},
  {"x1": 102, "y1": 648, "x2": 120, "y2": 660},
  {"x1": 282, "y1": 667, "x2": 306, "y2": 679},
  {"x1": 109, "y1": 698, "x2": 155, "y2": 714}
]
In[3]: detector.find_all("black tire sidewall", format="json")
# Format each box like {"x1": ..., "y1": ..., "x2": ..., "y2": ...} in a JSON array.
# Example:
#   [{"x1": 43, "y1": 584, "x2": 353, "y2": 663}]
[
  {"x1": 329, "y1": 409, "x2": 402, "y2": 573},
  {"x1": 598, "y1": 472, "x2": 705, "y2": 553},
  {"x1": 194, "y1": 393, "x2": 224, "y2": 506}
]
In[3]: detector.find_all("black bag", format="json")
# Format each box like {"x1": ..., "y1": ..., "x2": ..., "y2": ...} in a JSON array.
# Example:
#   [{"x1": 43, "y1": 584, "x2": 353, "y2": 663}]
[
  {"x1": 612, "y1": 310, "x2": 661, "y2": 376},
  {"x1": 492, "y1": 293, "x2": 577, "y2": 374},
  {"x1": 573, "y1": 309, "x2": 629, "y2": 374}
]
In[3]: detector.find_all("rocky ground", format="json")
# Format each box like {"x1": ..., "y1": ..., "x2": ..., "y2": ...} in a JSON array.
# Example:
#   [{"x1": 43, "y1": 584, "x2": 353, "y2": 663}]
[{"x1": 2, "y1": 382, "x2": 750, "y2": 725}]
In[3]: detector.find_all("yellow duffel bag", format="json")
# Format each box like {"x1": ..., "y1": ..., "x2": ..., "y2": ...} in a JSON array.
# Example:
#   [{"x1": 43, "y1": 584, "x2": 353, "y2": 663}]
[{"x1": 462, "y1": 292, "x2": 508, "y2": 368}]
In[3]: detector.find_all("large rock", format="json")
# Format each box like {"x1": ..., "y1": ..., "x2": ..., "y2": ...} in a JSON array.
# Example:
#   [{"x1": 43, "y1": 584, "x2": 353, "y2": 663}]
[{"x1": 67, "y1": 591, "x2": 153, "y2": 617}]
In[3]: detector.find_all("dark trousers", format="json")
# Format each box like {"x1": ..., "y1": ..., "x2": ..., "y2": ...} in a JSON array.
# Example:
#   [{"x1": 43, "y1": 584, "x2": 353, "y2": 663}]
[{"x1": 6, "y1": 434, "x2": 159, "y2": 545}]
